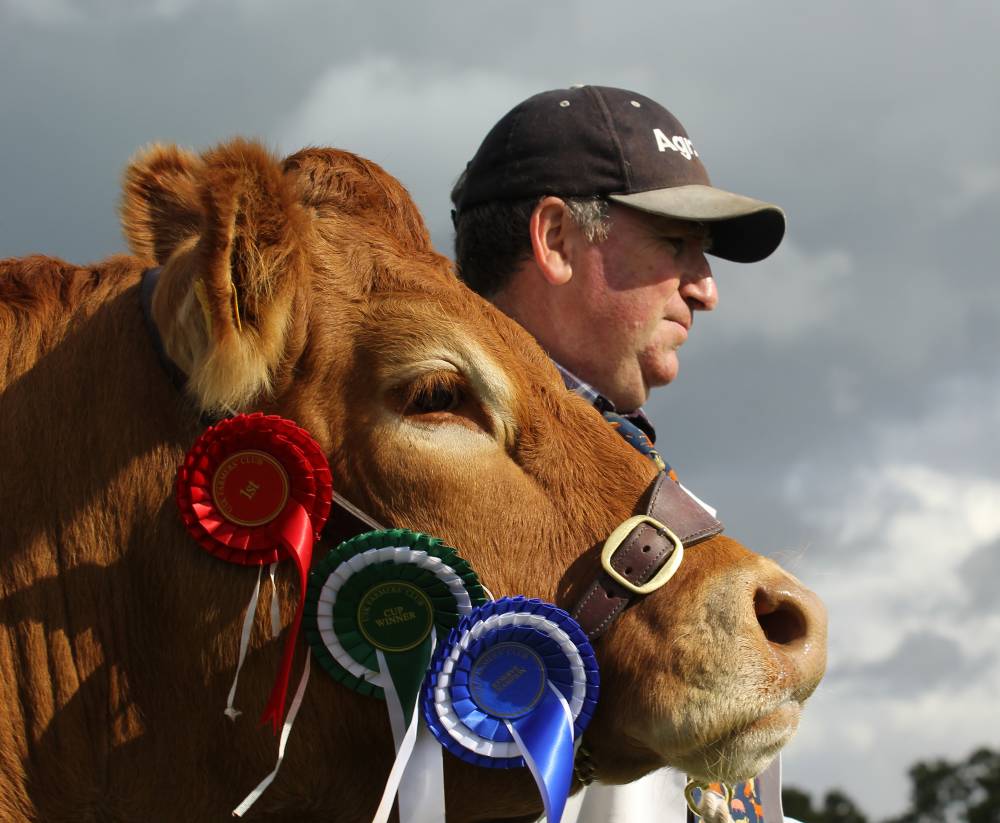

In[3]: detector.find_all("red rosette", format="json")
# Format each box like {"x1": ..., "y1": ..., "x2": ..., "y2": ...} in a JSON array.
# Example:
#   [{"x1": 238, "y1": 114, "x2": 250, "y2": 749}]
[
  {"x1": 176, "y1": 413, "x2": 332, "y2": 565},
  {"x1": 176, "y1": 412, "x2": 334, "y2": 733}
]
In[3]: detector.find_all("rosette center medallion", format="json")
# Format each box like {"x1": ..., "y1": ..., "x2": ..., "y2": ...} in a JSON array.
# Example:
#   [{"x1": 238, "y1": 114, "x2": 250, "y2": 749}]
[
  {"x1": 211, "y1": 450, "x2": 290, "y2": 527},
  {"x1": 358, "y1": 582, "x2": 434, "y2": 653},
  {"x1": 469, "y1": 642, "x2": 546, "y2": 719}
]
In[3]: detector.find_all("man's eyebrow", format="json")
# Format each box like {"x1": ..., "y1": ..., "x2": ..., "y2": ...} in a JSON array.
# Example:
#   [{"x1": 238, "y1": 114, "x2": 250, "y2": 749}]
[{"x1": 650, "y1": 219, "x2": 710, "y2": 238}]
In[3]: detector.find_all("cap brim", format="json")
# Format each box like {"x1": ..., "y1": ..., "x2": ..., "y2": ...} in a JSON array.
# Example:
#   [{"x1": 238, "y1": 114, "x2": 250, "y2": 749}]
[{"x1": 608, "y1": 185, "x2": 786, "y2": 263}]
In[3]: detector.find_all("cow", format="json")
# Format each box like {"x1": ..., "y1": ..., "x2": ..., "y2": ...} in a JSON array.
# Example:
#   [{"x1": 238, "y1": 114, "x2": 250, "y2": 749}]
[{"x1": 0, "y1": 138, "x2": 826, "y2": 822}]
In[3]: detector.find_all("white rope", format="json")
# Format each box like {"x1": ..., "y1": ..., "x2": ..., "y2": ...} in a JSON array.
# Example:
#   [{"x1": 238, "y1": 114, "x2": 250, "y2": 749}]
[{"x1": 695, "y1": 788, "x2": 736, "y2": 823}]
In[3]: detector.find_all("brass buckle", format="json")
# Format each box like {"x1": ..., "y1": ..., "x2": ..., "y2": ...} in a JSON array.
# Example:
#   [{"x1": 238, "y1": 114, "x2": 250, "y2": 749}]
[{"x1": 600, "y1": 515, "x2": 684, "y2": 596}]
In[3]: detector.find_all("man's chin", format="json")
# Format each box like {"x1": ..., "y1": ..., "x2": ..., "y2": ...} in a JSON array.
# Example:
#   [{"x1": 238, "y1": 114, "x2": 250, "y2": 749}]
[{"x1": 642, "y1": 354, "x2": 681, "y2": 394}]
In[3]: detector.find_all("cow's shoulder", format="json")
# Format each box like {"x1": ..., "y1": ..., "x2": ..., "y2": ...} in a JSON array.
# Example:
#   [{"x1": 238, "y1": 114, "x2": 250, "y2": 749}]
[{"x1": 0, "y1": 253, "x2": 139, "y2": 383}]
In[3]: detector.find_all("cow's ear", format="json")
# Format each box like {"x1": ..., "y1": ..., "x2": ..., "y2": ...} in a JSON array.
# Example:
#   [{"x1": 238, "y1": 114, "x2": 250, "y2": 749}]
[
  {"x1": 282, "y1": 147, "x2": 433, "y2": 253},
  {"x1": 121, "y1": 143, "x2": 203, "y2": 264},
  {"x1": 152, "y1": 139, "x2": 310, "y2": 415}
]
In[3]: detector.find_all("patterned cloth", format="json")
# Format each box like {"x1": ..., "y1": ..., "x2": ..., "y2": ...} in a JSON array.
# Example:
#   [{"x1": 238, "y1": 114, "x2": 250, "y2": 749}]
[
  {"x1": 688, "y1": 779, "x2": 766, "y2": 823},
  {"x1": 554, "y1": 361, "x2": 769, "y2": 823},
  {"x1": 551, "y1": 362, "x2": 658, "y2": 442}
]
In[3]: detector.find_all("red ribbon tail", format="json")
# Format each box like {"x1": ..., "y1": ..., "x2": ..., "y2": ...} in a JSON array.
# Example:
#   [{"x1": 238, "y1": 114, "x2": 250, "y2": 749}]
[{"x1": 259, "y1": 502, "x2": 313, "y2": 735}]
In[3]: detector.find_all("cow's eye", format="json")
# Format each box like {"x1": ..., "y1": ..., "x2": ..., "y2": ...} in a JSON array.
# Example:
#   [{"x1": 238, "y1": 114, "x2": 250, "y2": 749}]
[{"x1": 401, "y1": 372, "x2": 463, "y2": 415}]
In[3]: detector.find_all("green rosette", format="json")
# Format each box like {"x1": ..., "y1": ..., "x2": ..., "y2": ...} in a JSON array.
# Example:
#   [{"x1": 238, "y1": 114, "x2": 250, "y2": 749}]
[{"x1": 304, "y1": 528, "x2": 487, "y2": 702}]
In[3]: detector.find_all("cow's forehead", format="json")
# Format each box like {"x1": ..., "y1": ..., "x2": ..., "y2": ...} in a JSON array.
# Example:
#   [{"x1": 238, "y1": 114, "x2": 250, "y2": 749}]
[{"x1": 354, "y1": 290, "x2": 560, "y2": 387}]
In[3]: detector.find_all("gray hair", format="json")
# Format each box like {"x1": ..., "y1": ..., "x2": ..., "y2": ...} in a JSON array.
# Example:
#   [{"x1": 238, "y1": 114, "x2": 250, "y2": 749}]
[
  {"x1": 564, "y1": 197, "x2": 610, "y2": 243},
  {"x1": 451, "y1": 185, "x2": 610, "y2": 297}
]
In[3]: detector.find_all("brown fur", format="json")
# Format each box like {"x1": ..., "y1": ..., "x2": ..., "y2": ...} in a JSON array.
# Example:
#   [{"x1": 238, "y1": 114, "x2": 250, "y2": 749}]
[{"x1": 0, "y1": 140, "x2": 825, "y2": 821}]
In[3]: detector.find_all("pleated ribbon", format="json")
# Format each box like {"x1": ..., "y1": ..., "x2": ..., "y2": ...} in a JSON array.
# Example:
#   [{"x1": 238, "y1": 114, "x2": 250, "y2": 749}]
[
  {"x1": 175, "y1": 412, "x2": 332, "y2": 732},
  {"x1": 422, "y1": 597, "x2": 599, "y2": 823}
]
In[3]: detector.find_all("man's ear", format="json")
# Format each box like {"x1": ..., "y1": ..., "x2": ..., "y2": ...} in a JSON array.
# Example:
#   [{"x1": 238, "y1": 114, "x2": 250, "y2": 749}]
[
  {"x1": 150, "y1": 139, "x2": 310, "y2": 414},
  {"x1": 120, "y1": 143, "x2": 203, "y2": 264},
  {"x1": 529, "y1": 197, "x2": 576, "y2": 286}
]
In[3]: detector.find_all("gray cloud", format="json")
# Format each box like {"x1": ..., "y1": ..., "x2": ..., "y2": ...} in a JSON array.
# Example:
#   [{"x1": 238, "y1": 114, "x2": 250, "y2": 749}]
[
  {"x1": 957, "y1": 537, "x2": 1000, "y2": 615},
  {"x1": 834, "y1": 630, "x2": 995, "y2": 697}
]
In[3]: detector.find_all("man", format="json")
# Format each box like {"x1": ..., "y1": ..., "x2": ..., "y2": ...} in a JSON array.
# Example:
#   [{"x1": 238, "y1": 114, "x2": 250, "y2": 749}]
[{"x1": 450, "y1": 86, "x2": 790, "y2": 823}]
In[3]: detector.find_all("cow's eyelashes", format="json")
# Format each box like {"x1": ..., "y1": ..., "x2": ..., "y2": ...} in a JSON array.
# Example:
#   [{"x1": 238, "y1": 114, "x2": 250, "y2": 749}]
[{"x1": 400, "y1": 372, "x2": 464, "y2": 416}]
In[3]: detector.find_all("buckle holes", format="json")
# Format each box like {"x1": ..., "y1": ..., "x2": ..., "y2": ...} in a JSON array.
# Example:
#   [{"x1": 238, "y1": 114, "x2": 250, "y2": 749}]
[
  {"x1": 630, "y1": 100, "x2": 641, "y2": 107},
  {"x1": 604, "y1": 588, "x2": 614, "y2": 598},
  {"x1": 642, "y1": 545, "x2": 651, "y2": 553},
  {"x1": 624, "y1": 567, "x2": 633, "y2": 575},
  {"x1": 560, "y1": 100, "x2": 571, "y2": 107}
]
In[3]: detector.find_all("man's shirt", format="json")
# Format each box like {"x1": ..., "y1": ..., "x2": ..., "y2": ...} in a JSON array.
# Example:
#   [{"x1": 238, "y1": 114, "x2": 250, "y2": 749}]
[{"x1": 551, "y1": 361, "x2": 657, "y2": 442}]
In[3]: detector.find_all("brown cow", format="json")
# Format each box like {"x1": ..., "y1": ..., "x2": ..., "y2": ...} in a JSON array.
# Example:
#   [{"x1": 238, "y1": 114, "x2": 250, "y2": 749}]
[{"x1": 0, "y1": 139, "x2": 825, "y2": 822}]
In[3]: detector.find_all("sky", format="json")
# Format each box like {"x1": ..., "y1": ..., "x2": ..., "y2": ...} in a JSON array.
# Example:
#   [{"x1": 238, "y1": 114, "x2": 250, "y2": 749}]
[{"x1": 2, "y1": 0, "x2": 998, "y2": 817}]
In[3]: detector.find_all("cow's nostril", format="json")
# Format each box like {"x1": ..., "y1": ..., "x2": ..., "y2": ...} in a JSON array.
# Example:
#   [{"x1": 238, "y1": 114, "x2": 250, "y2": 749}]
[{"x1": 754, "y1": 588, "x2": 807, "y2": 646}]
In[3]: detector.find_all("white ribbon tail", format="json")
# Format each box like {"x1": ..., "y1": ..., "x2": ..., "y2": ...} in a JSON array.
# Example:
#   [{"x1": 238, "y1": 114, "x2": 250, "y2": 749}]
[
  {"x1": 232, "y1": 654, "x2": 312, "y2": 817},
  {"x1": 396, "y1": 721, "x2": 446, "y2": 823},
  {"x1": 268, "y1": 561, "x2": 282, "y2": 638},
  {"x1": 379, "y1": 647, "x2": 409, "y2": 749},
  {"x1": 225, "y1": 566, "x2": 264, "y2": 721},
  {"x1": 371, "y1": 688, "x2": 420, "y2": 823},
  {"x1": 372, "y1": 640, "x2": 445, "y2": 823}
]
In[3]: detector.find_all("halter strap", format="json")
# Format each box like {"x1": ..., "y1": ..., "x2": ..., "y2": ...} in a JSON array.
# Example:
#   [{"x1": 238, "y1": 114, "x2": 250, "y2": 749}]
[{"x1": 571, "y1": 471, "x2": 723, "y2": 639}]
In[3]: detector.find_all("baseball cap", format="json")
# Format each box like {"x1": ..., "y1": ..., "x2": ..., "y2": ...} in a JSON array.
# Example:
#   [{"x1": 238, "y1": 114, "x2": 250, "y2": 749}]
[{"x1": 453, "y1": 85, "x2": 785, "y2": 263}]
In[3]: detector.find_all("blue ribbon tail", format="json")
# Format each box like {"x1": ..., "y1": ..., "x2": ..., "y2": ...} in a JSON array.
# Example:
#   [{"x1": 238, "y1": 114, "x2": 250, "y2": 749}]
[{"x1": 507, "y1": 683, "x2": 575, "y2": 823}]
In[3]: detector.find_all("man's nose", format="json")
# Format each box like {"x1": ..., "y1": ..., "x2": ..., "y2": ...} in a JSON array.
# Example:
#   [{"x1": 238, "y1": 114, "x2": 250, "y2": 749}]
[{"x1": 680, "y1": 252, "x2": 718, "y2": 311}]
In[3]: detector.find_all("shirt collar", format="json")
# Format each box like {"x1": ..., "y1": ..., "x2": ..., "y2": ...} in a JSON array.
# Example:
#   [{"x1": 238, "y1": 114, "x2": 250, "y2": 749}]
[{"x1": 552, "y1": 361, "x2": 657, "y2": 443}]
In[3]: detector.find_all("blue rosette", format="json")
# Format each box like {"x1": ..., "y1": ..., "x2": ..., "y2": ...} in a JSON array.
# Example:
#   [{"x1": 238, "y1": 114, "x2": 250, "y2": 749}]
[{"x1": 422, "y1": 597, "x2": 599, "y2": 823}]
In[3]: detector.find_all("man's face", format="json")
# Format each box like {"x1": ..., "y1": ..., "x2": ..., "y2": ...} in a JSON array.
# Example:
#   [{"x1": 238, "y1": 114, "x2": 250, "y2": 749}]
[{"x1": 556, "y1": 204, "x2": 717, "y2": 410}]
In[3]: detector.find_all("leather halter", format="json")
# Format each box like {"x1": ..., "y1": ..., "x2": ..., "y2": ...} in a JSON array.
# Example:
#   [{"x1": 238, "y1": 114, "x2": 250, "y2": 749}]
[{"x1": 571, "y1": 471, "x2": 723, "y2": 639}]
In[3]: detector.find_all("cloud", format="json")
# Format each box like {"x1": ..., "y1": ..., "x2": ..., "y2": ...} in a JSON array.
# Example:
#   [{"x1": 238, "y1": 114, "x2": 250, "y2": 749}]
[
  {"x1": 940, "y1": 163, "x2": 1000, "y2": 219},
  {"x1": 834, "y1": 630, "x2": 995, "y2": 697},
  {"x1": 276, "y1": 55, "x2": 532, "y2": 253},
  {"x1": 2, "y1": 0, "x2": 202, "y2": 24},
  {"x1": 957, "y1": 536, "x2": 1000, "y2": 615},
  {"x1": 708, "y1": 243, "x2": 853, "y2": 342},
  {"x1": 775, "y1": 379, "x2": 1000, "y2": 817}
]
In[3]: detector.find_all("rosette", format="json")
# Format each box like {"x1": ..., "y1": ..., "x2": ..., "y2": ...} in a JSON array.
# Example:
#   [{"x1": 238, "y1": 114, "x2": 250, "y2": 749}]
[
  {"x1": 176, "y1": 412, "x2": 332, "y2": 567},
  {"x1": 422, "y1": 597, "x2": 599, "y2": 823},
  {"x1": 305, "y1": 528, "x2": 486, "y2": 697},
  {"x1": 305, "y1": 528, "x2": 487, "y2": 823},
  {"x1": 175, "y1": 412, "x2": 333, "y2": 733}
]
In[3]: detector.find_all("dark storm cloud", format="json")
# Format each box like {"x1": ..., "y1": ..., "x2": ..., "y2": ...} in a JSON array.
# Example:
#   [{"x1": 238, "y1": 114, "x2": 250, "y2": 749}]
[{"x1": 0, "y1": 0, "x2": 557, "y2": 260}]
